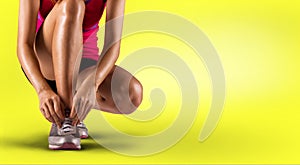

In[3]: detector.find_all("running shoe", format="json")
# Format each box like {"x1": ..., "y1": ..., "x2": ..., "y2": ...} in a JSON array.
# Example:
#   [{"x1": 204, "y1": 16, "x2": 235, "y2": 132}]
[
  {"x1": 48, "y1": 118, "x2": 81, "y2": 150},
  {"x1": 77, "y1": 122, "x2": 89, "y2": 139}
]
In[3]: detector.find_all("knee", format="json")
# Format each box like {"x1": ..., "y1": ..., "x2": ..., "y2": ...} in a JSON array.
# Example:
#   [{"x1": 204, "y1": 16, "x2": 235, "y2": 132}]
[
  {"x1": 59, "y1": 0, "x2": 85, "y2": 19},
  {"x1": 130, "y1": 79, "x2": 143, "y2": 107},
  {"x1": 122, "y1": 79, "x2": 143, "y2": 114}
]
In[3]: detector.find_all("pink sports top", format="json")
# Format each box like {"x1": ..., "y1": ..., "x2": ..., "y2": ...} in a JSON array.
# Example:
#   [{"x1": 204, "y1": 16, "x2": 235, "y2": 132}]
[{"x1": 37, "y1": 0, "x2": 106, "y2": 61}]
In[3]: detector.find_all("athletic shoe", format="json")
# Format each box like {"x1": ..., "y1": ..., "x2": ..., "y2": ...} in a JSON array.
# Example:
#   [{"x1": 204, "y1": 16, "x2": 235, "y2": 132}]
[
  {"x1": 77, "y1": 122, "x2": 88, "y2": 139},
  {"x1": 48, "y1": 118, "x2": 81, "y2": 150}
]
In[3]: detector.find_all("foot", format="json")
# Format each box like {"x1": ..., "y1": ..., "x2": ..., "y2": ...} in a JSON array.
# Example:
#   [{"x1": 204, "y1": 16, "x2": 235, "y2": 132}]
[
  {"x1": 48, "y1": 118, "x2": 81, "y2": 150},
  {"x1": 77, "y1": 122, "x2": 88, "y2": 139}
]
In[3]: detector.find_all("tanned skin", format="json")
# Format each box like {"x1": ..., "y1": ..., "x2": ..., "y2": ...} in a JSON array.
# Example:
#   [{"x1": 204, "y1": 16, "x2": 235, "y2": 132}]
[{"x1": 17, "y1": 0, "x2": 143, "y2": 128}]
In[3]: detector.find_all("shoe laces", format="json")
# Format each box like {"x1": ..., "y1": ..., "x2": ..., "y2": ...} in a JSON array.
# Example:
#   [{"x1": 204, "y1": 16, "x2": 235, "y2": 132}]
[
  {"x1": 77, "y1": 122, "x2": 86, "y2": 128},
  {"x1": 58, "y1": 118, "x2": 76, "y2": 135}
]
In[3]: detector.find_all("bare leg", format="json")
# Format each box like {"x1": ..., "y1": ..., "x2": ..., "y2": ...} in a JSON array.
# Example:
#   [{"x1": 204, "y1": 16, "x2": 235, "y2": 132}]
[
  {"x1": 75, "y1": 64, "x2": 143, "y2": 115},
  {"x1": 95, "y1": 65, "x2": 143, "y2": 114},
  {"x1": 35, "y1": 0, "x2": 85, "y2": 109}
]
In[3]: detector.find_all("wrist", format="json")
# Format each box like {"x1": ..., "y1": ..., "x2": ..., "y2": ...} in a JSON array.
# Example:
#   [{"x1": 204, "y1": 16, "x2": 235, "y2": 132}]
[{"x1": 36, "y1": 86, "x2": 52, "y2": 97}]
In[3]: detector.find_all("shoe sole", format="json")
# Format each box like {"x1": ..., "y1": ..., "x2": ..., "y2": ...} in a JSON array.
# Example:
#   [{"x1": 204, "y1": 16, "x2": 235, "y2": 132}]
[
  {"x1": 48, "y1": 135, "x2": 81, "y2": 150},
  {"x1": 80, "y1": 135, "x2": 89, "y2": 139},
  {"x1": 49, "y1": 143, "x2": 81, "y2": 150}
]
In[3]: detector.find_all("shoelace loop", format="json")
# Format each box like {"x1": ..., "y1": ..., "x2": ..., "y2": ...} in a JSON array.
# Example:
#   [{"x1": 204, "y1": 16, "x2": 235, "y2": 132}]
[{"x1": 58, "y1": 118, "x2": 76, "y2": 135}]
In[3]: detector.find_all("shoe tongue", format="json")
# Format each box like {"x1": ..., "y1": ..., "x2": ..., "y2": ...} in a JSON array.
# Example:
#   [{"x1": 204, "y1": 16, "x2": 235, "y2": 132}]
[
  {"x1": 64, "y1": 118, "x2": 72, "y2": 123},
  {"x1": 65, "y1": 108, "x2": 71, "y2": 118},
  {"x1": 58, "y1": 118, "x2": 76, "y2": 135}
]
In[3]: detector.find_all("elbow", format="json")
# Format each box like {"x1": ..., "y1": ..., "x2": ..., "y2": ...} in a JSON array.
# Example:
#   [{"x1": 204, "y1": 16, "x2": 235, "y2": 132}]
[
  {"x1": 17, "y1": 44, "x2": 24, "y2": 61},
  {"x1": 17, "y1": 42, "x2": 33, "y2": 55},
  {"x1": 17, "y1": 44, "x2": 25, "y2": 62},
  {"x1": 17, "y1": 44, "x2": 23, "y2": 58}
]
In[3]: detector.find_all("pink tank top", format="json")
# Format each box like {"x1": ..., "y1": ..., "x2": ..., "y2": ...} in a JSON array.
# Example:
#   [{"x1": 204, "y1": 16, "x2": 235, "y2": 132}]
[{"x1": 37, "y1": 0, "x2": 106, "y2": 61}]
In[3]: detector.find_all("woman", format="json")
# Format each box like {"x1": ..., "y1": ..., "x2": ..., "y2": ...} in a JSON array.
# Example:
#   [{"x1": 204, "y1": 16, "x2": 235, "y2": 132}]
[{"x1": 17, "y1": 0, "x2": 143, "y2": 150}]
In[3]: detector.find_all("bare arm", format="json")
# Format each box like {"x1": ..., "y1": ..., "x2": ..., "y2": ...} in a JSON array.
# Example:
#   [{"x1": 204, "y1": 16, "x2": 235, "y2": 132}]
[
  {"x1": 17, "y1": 0, "x2": 64, "y2": 126},
  {"x1": 17, "y1": 0, "x2": 52, "y2": 94},
  {"x1": 95, "y1": 0, "x2": 125, "y2": 88},
  {"x1": 70, "y1": 0, "x2": 125, "y2": 124}
]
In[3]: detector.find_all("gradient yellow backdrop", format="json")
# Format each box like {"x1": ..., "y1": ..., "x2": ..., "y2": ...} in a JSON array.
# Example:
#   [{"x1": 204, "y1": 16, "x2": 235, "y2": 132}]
[{"x1": 1, "y1": 0, "x2": 300, "y2": 164}]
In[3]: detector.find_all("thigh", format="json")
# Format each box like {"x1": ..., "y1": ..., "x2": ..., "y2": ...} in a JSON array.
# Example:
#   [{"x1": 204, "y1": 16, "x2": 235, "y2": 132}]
[
  {"x1": 95, "y1": 65, "x2": 143, "y2": 114},
  {"x1": 34, "y1": 4, "x2": 60, "y2": 80}
]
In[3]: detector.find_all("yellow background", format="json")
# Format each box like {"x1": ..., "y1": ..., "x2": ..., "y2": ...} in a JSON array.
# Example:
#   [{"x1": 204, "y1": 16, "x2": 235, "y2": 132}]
[{"x1": 1, "y1": 0, "x2": 300, "y2": 164}]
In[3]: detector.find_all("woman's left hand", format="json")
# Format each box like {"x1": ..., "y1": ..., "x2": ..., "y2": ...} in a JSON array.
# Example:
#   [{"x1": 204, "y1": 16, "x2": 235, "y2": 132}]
[{"x1": 70, "y1": 74, "x2": 96, "y2": 125}]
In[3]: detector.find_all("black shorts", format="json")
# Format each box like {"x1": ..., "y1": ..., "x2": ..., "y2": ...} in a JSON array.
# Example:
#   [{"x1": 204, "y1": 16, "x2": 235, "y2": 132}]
[{"x1": 22, "y1": 58, "x2": 97, "y2": 93}]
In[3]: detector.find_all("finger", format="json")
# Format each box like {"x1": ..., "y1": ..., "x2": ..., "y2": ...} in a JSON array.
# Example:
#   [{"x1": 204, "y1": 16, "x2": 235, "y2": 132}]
[
  {"x1": 78, "y1": 99, "x2": 88, "y2": 121},
  {"x1": 77, "y1": 98, "x2": 86, "y2": 120},
  {"x1": 81, "y1": 100, "x2": 92, "y2": 121},
  {"x1": 70, "y1": 99, "x2": 80, "y2": 119},
  {"x1": 40, "y1": 108, "x2": 46, "y2": 117},
  {"x1": 82, "y1": 104, "x2": 93, "y2": 121},
  {"x1": 46, "y1": 101, "x2": 61, "y2": 127},
  {"x1": 71, "y1": 103, "x2": 79, "y2": 126},
  {"x1": 53, "y1": 98, "x2": 64, "y2": 120},
  {"x1": 76, "y1": 119, "x2": 80, "y2": 125},
  {"x1": 46, "y1": 101, "x2": 61, "y2": 128},
  {"x1": 70, "y1": 106, "x2": 76, "y2": 119},
  {"x1": 72, "y1": 115, "x2": 80, "y2": 126},
  {"x1": 43, "y1": 106, "x2": 54, "y2": 123},
  {"x1": 40, "y1": 107, "x2": 54, "y2": 123}
]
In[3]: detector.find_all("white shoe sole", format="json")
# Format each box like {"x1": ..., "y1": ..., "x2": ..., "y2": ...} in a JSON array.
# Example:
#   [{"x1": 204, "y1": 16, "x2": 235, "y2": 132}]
[
  {"x1": 48, "y1": 135, "x2": 81, "y2": 150},
  {"x1": 49, "y1": 143, "x2": 81, "y2": 150}
]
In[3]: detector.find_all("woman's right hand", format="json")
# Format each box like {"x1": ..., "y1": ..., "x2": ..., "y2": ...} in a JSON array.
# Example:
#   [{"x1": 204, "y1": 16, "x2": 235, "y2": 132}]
[{"x1": 38, "y1": 89, "x2": 65, "y2": 127}]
